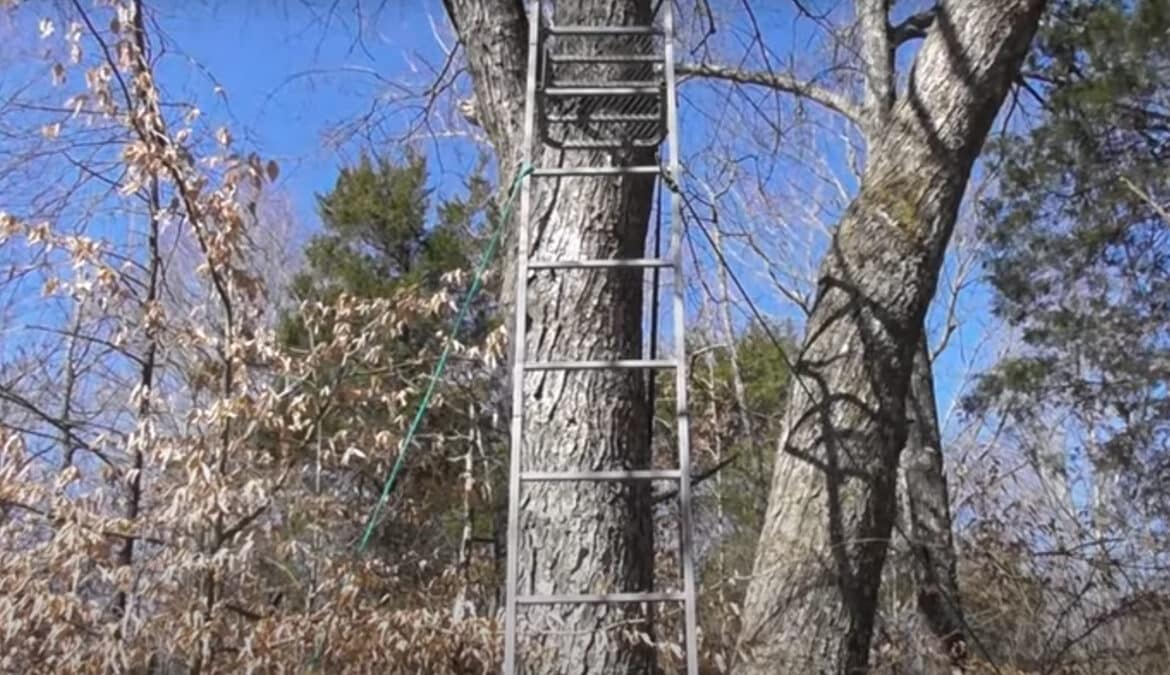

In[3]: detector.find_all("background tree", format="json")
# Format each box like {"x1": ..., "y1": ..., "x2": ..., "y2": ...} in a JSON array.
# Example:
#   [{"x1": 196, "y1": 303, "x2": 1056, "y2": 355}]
[
  {"x1": 685, "y1": 321, "x2": 793, "y2": 670},
  {"x1": 277, "y1": 149, "x2": 506, "y2": 609},
  {"x1": 961, "y1": 0, "x2": 1170, "y2": 670},
  {"x1": 679, "y1": 1, "x2": 1046, "y2": 670},
  {"x1": 0, "y1": 3, "x2": 505, "y2": 671},
  {"x1": 976, "y1": 0, "x2": 1170, "y2": 526}
]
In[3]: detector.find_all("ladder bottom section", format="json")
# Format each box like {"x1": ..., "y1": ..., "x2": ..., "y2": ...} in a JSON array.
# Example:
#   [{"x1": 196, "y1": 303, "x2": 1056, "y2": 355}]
[{"x1": 516, "y1": 591, "x2": 685, "y2": 605}]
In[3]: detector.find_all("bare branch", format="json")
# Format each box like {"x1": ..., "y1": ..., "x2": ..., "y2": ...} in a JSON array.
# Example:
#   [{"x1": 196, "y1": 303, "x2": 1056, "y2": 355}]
[
  {"x1": 0, "y1": 386, "x2": 115, "y2": 470},
  {"x1": 1120, "y1": 175, "x2": 1170, "y2": 224},
  {"x1": 0, "y1": 498, "x2": 166, "y2": 546},
  {"x1": 677, "y1": 62, "x2": 863, "y2": 126},
  {"x1": 652, "y1": 454, "x2": 738, "y2": 505}
]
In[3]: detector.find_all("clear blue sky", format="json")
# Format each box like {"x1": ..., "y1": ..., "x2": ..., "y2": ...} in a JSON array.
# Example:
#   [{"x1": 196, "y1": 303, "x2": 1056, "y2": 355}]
[
  {"x1": 158, "y1": 1, "x2": 998, "y2": 433},
  {"x1": 2, "y1": 1, "x2": 997, "y2": 440},
  {"x1": 157, "y1": 1, "x2": 474, "y2": 241}
]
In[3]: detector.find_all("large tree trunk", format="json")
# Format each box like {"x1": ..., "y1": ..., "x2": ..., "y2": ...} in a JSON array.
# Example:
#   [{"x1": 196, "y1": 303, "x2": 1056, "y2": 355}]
[
  {"x1": 733, "y1": 2, "x2": 1044, "y2": 672},
  {"x1": 904, "y1": 342, "x2": 969, "y2": 667},
  {"x1": 881, "y1": 342, "x2": 970, "y2": 673},
  {"x1": 443, "y1": 1, "x2": 658, "y2": 672}
]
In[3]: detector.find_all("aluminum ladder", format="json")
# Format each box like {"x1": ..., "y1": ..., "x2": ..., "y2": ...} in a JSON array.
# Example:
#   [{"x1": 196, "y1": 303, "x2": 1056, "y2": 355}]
[{"x1": 502, "y1": 1, "x2": 698, "y2": 673}]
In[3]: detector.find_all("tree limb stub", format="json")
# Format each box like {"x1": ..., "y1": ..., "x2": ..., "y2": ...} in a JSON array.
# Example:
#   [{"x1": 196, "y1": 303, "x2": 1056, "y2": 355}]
[{"x1": 891, "y1": 9, "x2": 938, "y2": 46}]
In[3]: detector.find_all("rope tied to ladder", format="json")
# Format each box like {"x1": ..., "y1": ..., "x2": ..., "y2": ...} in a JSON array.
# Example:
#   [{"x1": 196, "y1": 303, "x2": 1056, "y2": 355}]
[{"x1": 356, "y1": 162, "x2": 535, "y2": 553}]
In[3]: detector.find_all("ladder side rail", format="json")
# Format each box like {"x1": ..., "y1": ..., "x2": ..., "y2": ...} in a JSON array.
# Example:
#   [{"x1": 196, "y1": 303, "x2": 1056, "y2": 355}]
[
  {"x1": 503, "y1": 1, "x2": 542, "y2": 672},
  {"x1": 663, "y1": 3, "x2": 700, "y2": 673}
]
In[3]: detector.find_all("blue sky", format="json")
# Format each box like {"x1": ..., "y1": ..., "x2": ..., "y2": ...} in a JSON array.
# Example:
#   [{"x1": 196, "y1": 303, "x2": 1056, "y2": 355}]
[
  {"x1": 156, "y1": 1, "x2": 469, "y2": 240},
  {"x1": 0, "y1": 1, "x2": 999, "y2": 442},
  {"x1": 152, "y1": 1, "x2": 1000, "y2": 431}
]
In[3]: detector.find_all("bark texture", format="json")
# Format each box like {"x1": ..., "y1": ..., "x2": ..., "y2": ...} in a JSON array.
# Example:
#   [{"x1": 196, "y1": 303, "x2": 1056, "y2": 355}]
[
  {"x1": 903, "y1": 342, "x2": 969, "y2": 666},
  {"x1": 443, "y1": 1, "x2": 659, "y2": 672},
  {"x1": 858, "y1": 0, "x2": 894, "y2": 132},
  {"x1": 734, "y1": 2, "x2": 1045, "y2": 672}
]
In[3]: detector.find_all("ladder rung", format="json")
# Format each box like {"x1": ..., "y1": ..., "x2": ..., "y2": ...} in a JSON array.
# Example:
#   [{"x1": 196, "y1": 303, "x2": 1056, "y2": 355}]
[
  {"x1": 517, "y1": 591, "x2": 685, "y2": 605},
  {"x1": 547, "y1": 25, "x2": 661, "y2": 36},
  {"x1": 549, "y1": 54, "x2": 662, "y2": 64},
  {"x1": 524, "y1": 359, "x2": 675, "y2": 371},
  {"x1": 528, "y1": 257, "x2": 671, "y2": 270},
  {"x1": 547, "y1": 113, "x2": 661, "y2": 124},
  {"x1": 532, "y1": 166, "x2": 661, "y2": 177},
  {"x1": 559, "y1": 138, "x2": 661, "y2": 150},
  {"x1": 544, "y1": 85, "x2": 661, "y2": 97},
  {"x1": 550, "y1": 80, "x2": 662, "y2": 88},
  {"x1": 521, "y1": 469, "x2": 682, "y2": 482}
]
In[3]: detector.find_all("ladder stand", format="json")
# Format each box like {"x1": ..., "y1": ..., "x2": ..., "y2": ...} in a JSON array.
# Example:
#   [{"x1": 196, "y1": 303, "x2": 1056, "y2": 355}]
[{"x1": 503, "y1": 1, "x2": 698, "y2": 673}]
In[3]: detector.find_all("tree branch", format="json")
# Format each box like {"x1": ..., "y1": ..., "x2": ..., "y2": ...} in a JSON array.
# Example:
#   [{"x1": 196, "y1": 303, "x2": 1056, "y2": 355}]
[
  {"x1": 0, "y1": 386, "x2": 115, "y2": 471},
  {"x1": 0, "y1": 498, "x2": 166, "y2": 546},
  {"x1": 1120, "y1": 175, "x2": 1170, "y2": 224},
  {"x1": 677, "y1": 62, "x2": 863, "y2": 126},
  {"x1": 223, "y1": 603, "x2": 264, "y2": 621},
  {"x1": 891, "y1": 9, "x2": 937, "y2": 46},
  {"x1": 858, "y1": 0, "x2": 894, "y2": 128},
  {"x1": 652, "y1": 454, "x2": 739, "y2": 505}
]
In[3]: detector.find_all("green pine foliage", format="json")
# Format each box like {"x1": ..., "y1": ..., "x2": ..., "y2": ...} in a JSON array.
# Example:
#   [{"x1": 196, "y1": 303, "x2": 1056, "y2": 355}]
[
  {"x1": 973, "y1": 0, "x2": 1170, "y2": 508},
  {"x1": 281, "y1": 151, "x2": 495, "y2": 347},
  {"x1": 699, "y1": 323, "x2": 791, "y2": 528},
  {"x1": 276, "y1": 150, "x2": 502, "y2": 563}
]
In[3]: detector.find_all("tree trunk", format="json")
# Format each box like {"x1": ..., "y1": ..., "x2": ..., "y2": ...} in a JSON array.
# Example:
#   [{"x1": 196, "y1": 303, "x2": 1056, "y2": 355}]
[
  {"x1": 453, "y1": 402, "x2": 480, "y2": 622},
  {"x1": 734, "y1": 2, "x2": 1044, "y2": 672},
  {"x1": 443, "y1": 1, "x2": 658, "y2": 672},
  {"x1": 900, "y1": 341, "x2": 969, "y2": 670}
]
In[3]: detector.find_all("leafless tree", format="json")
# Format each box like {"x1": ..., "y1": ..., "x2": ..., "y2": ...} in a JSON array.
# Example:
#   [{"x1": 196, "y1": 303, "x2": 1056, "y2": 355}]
[{"x1": 674, "y1": 1, "x2": 1046, "y2": 670}]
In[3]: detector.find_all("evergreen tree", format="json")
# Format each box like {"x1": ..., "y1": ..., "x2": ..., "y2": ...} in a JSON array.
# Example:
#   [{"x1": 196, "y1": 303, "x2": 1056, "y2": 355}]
[
  {"x1": 649, "y1": 321, "x2": 793, "y2": 668},
  {"x1": 972, "y1": 0, "x2": 1170, "y2": 518},
  {"x1": 277, "y1": 151, "x2": 503, "y2": 577},
  {"x1": 696, "y1": 323, "x2": 791, "y2": 576},
  {"x1": 282, "y1": 151, "x2": 494, "y2": 347},
  {"x1": 960, "y1": 6, "x2": 1170, "y2": 667}
]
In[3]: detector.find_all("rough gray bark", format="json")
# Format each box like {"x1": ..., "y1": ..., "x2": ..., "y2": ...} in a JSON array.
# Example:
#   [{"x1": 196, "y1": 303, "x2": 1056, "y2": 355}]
[
  {"x1": 443, "y1": 1, "x2": 658, "y2": 672},
  {"x1": 858, "y1": 0, "x2": 894, "y2": 132},
  {"x1": 875, "y1": 342, "x2": 968, "y2": 675},
  {"x1": 733, "y1": 2, "x2": 1045, "y2": 672},
  {"x1": 900, "y1": 341, "x2": 969, "y2": 668}
]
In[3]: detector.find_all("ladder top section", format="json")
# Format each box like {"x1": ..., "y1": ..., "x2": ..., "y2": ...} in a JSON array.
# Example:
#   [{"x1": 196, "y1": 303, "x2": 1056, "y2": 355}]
[
  {"x1": 531, "y1": 166, "x2": 661, "y2": 177},
  {"x1": 544, "y1": 84, "x2": 661, "y2": 97},
  {"x1": 547, "y1": 25, "x2": 661, "y2": 36},
  {"x1": 527, "y1": 257, "x2": 671, "y2": 270}
]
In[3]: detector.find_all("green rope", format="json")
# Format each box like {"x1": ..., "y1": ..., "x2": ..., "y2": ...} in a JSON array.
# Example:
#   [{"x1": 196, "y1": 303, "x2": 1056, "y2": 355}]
[{"x1": 356, "y1": 162, "x2": 533, "y2": 553}]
